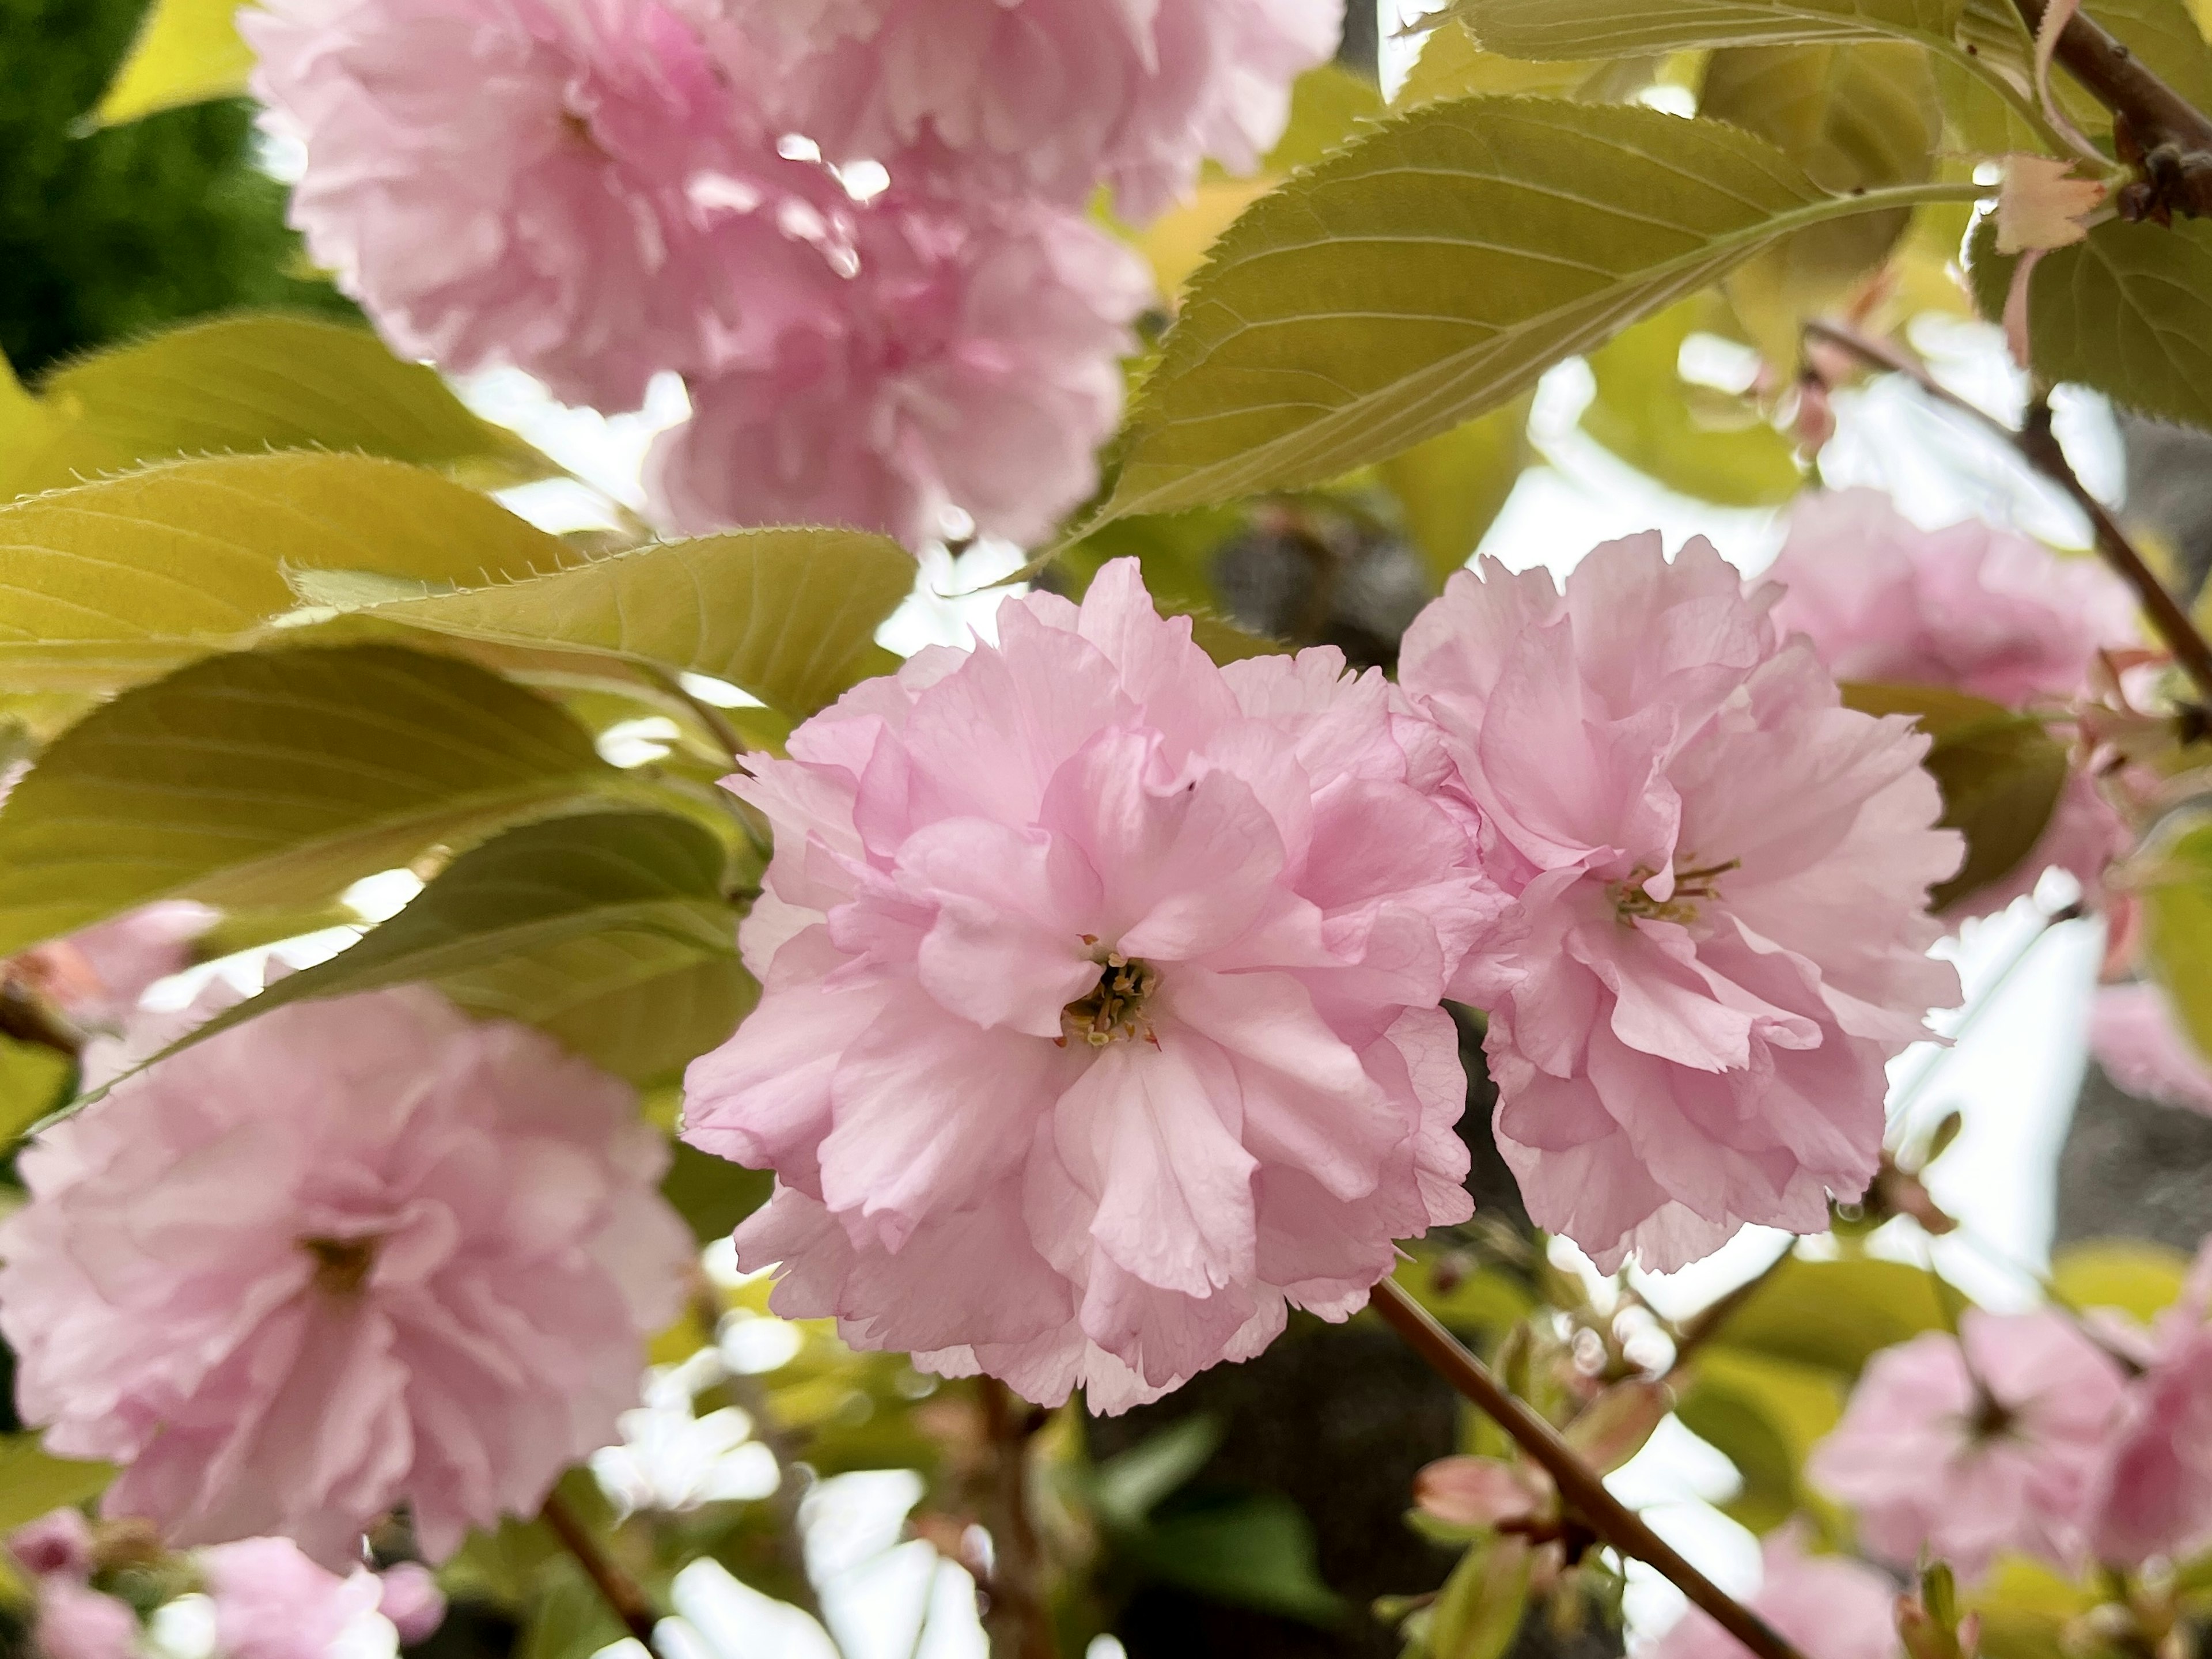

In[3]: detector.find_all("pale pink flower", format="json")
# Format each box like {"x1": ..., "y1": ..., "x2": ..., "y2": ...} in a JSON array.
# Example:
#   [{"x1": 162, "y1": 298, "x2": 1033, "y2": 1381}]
[
  {"x1": 649, "y1": 194, "x2": 1149, "y2": 548},
  {"x1": 1768, "y1": 488, "x2": 2139, "y2": 916},
  {"x1": 2082, "y1": 1245, "x2": 2212, "y2": 1567},
  {"x1": 0, "y1": 989, "x2": 692, "y2": 1568},
  {"x1": 681, "y1": 560, "x2": 1513, "y2": 1411},
  {"x1": 1397, "y1": 535, "x2": 1961, "y2": 1272},
  {"x1": 725, "y1": 0, "x2": 1339, "y2": 222},
  {"x1": 2090, "y1": 982, "x2": 2212, "y2": 1114},
  {"x1": 10, "y1": 902, "x2": 215, "y2": 1032},
  {"x1": 377, "y1": 1562, "x2": 448, "y2": 1644},
  {"x1": 202, "y1": 1537, "x2": 385, "y2": 1659},
  {"x1": 1807, "y1": 1309, "x2": 2128, "y2": 1577},
  {"x1": 245, "y1": 0, "x2": 830, "y2": 411},
  {"x1": 1650, "y1": 1528, "x2": 1897, "y2": 1659},
  {"x1": 7, "y1": 1509, "x2": 94, "y2": 1581},
  {"x1": 29, "y1": 1579, "x2": 139, "y2": 1659}
]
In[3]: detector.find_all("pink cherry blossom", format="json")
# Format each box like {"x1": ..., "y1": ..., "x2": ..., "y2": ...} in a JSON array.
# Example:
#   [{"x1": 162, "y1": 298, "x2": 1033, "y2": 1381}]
[
  {"x1": 2090, "y1": 982, "x2": 2212, "y2": 1114},
  {"x1": 245, "y1": 0, "x2": 831, "y2": 411},
  {"x1": 377, "y1": 1562, "x2": 448, "y2": 1644},
  {"x1": 1767, "y1": 489, "x2": 2139, "y2": 919},
  {"x1": 7, "y1": 1509, "x2": 94, "y2": 1581},
  {"x1": 0, "y1": 989, "x2": 692, "y2": 1568},
  {"x1": 1806, "y1": 1308, "x2": 2128, "y2": 1577},
  {"x1": 2082, "y1": 1245, "x2": 2212, "y2": 1567},
  {"x1": 1397, "y1": 535, "x2": 1961, "y2": 1272},
  {"x1": 681, "y1": 559, "x2": 1513, "y2": 1411},
  {"x1": 28, "y1": 1579, "x2": 139, "y2": 1659},
  {"x1": 202, "y1": 1537, "x2": 386, "y2": 1659},
  {"x1": 10, "y1": 902, "x2": 215, "y2": 1033},
  {"x1": 1649, "y1": 1528, "x2": 1898, "y2": 1659},
  {"x1": 724, "y1": 0, "x2": 1340, "y2": 222},
  {"x1": 648, "y1": 193, "x2": 1149, "y2": 548}
]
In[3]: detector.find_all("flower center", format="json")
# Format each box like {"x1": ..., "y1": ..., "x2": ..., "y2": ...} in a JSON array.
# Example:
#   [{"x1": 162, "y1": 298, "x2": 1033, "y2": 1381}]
[
  {"x1": 1059, "y1": 949, "x2": 1160, "y2": 1049},
  {"x1": 301, "y1": 1235, "x2": 380, "y2": 1297},
  {"x1": 1611, "y1": 858, "x2": 1740, "y2": 926}
]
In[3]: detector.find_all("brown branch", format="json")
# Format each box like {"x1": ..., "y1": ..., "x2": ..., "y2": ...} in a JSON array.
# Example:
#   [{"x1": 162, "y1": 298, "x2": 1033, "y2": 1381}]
[
  {"x1": 540, "y1": 1490, "x2": 657, "y2": 1646},
  {"x1": 1804, "y1": 317, "x2": 2212, "y2": 708},
  {"x1": 976, "y1": 1380, "x2": 1057, "y2": 1659},
  {"x1": 2013, "y1": 0, "x2": 2212, "y2": 217},
  {"x1": 1370, "y1": 1279, "x2": 1812, "y2": 1659}
]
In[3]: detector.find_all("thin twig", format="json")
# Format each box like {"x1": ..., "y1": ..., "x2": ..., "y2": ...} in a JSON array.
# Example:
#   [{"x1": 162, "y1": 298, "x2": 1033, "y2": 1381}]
[
  {"x1": 2012, "y1": 0, "x2": 2212, "y2": 215},
  {"x1": 540, "y1": 1489, "x2": 657, "y2": 1646},
  {"x1": 1805, "y1": 318, "x2": 2212, "y2": 707},
  {"x1": 976, "y1": 1380, "x2": 1056, "y2": 1659},
  {"x1": 1371, "y1": 1279, "x2": 1812, "y2": 1659}
]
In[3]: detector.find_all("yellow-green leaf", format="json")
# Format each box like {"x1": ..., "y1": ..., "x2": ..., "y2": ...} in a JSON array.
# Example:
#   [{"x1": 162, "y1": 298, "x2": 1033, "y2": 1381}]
[
  {"x1": 1, "y1": 315, "x2": 550, "y2": 499},
  {"x1": 0, "y1": 452, "x2": 569, "y2": 693},
  {"x1": 1705, "y1": 1255, "x2": 1950, "y2": 1378},
  {"x1": 1379, "y1": 395, "x2": 1534, "y2": 581},
  {"x1": 0, "y1": 645, "x2": 628, "y2": 955},
  {"x1": 2051, "y1": 1240, "x2": 2192, "y2": 1324},
  {"x1": 92, "y1": 0, "x2": 256, "y2": 126},
  {"x1": 2142, "y1": 817, "x2": 2212, "y2": 1074},
  {"x1": 0, "y1": 1035, "x2": 74, "y2": 1150},
  {"x1": 0, "y1": 1436, "x2": 112, "y2": 1531},
  {"x1": 2025, "y1": 218, "x2": 2212, "y2": 435},
  {"x1": 1675, "y1": 1347, "x2": 1845, "y2": 1535},
  {"x1": 1396, "y1": 18, "x2": 1602, "y2": 106},
  {"x1": 293, "y1": 527, "x2": 916, "y2": 717},
  {"x1": 1450, "y1": 0, "x2": 1967, "y2": 55},
  {"x1": 1097, "y1": 98, "x2": 1977, "y2": 524}
]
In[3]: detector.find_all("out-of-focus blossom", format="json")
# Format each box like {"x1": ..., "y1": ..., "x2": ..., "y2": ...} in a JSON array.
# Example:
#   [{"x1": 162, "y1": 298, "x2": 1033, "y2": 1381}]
[
  {"x1": 1808, "y1": 1309, "x2": 2127, "y2": 1577},
  {"x1": 29, "y1": 1578, "x2": 140, "y2": 1659},
  {"x1": 1397, "y1": 533, "x2": 1955, "y2": 1274},
  {"x1": 649, "y1": 194, "x2": 1149, "y2": 548},
  {"x1": 1767, "y1": 489, "x2": 2140, "y2": 916},
  {"x1": 1768, "y1": 491, "x2": 2138, "y2": 707},
  {"x1": 1649, "y1": 1528, "x2": 1899, "y2": 1659},
  {"x1": 376, "y1": 1562, "x2": 448, "y2": 1645},
  {"x1": 683, "y1": 560, "x2": 1513, "y2": 1411},
  {"x1": 724, "y1": 0, "x2": 1339, "y2": 221},
  {"x1": 202, "y1": 1537, "x2": 386, "y2": 1659},
  {"x1": 245, "y1": 0, "x2": 830, "y2": 411},
  {"x1": 2090, "y1": 982, "x2": 2212, "y2": 1114},
  {"x1": 7, "y1": 1508, "x2": 94, "y2": 1581},
  {"x1": 589, "y1": 1354, "x2": 782, "y2": 1515},
  {"x1": 1398, "y1": 535, "x2": 1960, "y2": 1272},
  {"x1": 2084, "y1": 1246, "x2": 2212, "y2": 1567},
  {"x1": 0, "y1": 989, "x2": 692, "y2": 1567},
  {"x1": 10, "y1": 902, "x2": 215, "y2": 1032},
  {"x1": 1413, "y1": 1456, "x2": 1548, "y2": 1527}
]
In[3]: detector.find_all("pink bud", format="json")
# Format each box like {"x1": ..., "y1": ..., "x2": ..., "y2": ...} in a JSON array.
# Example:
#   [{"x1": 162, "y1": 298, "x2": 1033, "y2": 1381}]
[{"x1": 1412, "y1": 1457, "x2": 1550, "y2": 1527}]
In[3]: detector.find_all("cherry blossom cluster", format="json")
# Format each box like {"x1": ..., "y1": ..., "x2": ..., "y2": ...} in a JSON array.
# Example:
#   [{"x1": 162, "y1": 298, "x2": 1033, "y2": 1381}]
[
  {"x1": 245, "y1": 0, "x2": 1339, "y2": 547},
  {"x1": 1811, "y1": 1246, "x2": 2212, "y2": 1576}
]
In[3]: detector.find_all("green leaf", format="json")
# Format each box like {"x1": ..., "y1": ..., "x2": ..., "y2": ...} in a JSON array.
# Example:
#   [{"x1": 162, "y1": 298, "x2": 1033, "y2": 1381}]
[
  {"x1": 295, "y1": 527, "x2": 916, "y2": 718},
  {"x1": 91, "y1": 0, "x2": 254, "y2": 126},
  {"x1": 1701, "y1": 41, "x2": 1941, "y2": 324},
  {"x1": 1397, "y1": 19, "x2": 1604, "y2": 107},
  {"x1": 1, "y1": 315, "x2": 550, "y2": 499},
  {"x1": 1451, "y1": 0, "x2": 1967, "y2": 55},
  {"x1": 1706, "y1": 1256, "x2": 1950, "y2": 1378},
  {"x1": 1841, "y1": 683, "x2": 2069, "y2": 910},
  {"x1": 1091, "y1": 1418, "x2": 1225, "y2": 1531},
  {"x1": 0, "y1": 1436, "x2": 112, "y2": 1531},
  {"x1": 1675, "y1": 1348, "x2": 1844, "y2": 1534},
  {"x1": 1264, "y1": 63, "x2": 1387, "y2": 173},
  {"x1": 662, "y1": 1141, "x2": 772, "y2": 1245},
  {"x1": 0, "y1": 644, "x2": 627, "y2": 956},
  {"x1": 0, "y1": 1035, "x2": 74, "y2": 1149},
  {"x1": 162, "y1": 811, "x2": 745, "y2": 1075},
  {"x1": 1096, "y1": 97, "x2": 1978, "y2": 524},
  {"x1": 1580, "y1": 299, "x2": 1803, "y2": 505},
  {"x1": 2145, "y1": 819, "x2": 2212, "y2": 1063},
  {"x1": 1426, "y1": 1533, "x2": 1532, "y2": 1659},
  {"x1": 0, "y1": 452, "x2": 570, "y2": 693},
  {"x1": 1128, "y1": 1491, "x2": 1345, "y2": 1625},
  {"x1": 1379, "y1": 395, "x2": 1534, "y2": 581},
  {"x1": 2018, "y1": 218, "x2": 2212, "y2": 435},
  {"x1": 2052, "y1": 1241, "x2": 2192, "y2": 1323}
]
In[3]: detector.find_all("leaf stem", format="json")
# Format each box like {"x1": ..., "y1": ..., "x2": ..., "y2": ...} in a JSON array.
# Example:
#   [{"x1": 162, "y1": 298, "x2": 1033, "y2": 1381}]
[
  {"x1": 2012, "y1": 0, "x2": 2212, "y2": 214},
  {"x1": 540, "y1": 1489, "x2": 657, "y2": 1647},
  {"x1": 1370, "y1": 1278, "x2": 1811, "y2": 1659},
  {"x1": 1804, "y1": 317, "x2": 2212, "y2": 707}
]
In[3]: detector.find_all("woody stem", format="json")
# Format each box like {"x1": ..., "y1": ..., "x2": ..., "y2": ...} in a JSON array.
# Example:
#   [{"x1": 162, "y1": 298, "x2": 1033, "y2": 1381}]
[{"x1": 540, "y1": 1490, "x2": 657, "y2": 1646}]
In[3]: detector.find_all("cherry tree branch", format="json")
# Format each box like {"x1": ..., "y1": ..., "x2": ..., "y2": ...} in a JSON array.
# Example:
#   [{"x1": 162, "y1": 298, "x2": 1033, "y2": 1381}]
[
  {"x1": 2012, "y1": 0, "x2": 2212, "y2": 215},
  {"x1": 541, "y1": 1489, "x2": 658, "y2": 1646},
  {"x1": 1803, "y1": 317, "x2": 2212, "y2": 706},
  {"x1": 1370, "y1": 1279, "x2": 1812, "y2": 1659},
  {"x1": 977, "y1": 1379, "x2": 1058, "y2": 1659}
]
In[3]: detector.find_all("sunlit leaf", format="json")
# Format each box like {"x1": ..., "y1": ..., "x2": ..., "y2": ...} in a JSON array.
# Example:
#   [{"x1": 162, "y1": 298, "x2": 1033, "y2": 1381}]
[
  {"x1": 1704, "y1": 1255, "x2": 1950, "y2": 1377},
  {"x1": 1450, "y1": 0, "x2": 1968, "y2": 55},
  {"x1": 0, "y1": 645, "x2": 630, "y2": 955},
  {"x1": 0, "y1": 315, "x2": 550, "y2": 499},
  {"x1": 1396, "y1": 17, "x2": 1603, "y2": 105},
  {"x1": 0, "y1": 1436, "x2": 111, "y2": 1531},
  {"x1": 0, "y1": 1035, "x2": 74, "y2": 1150},
  {"x1": 296, "y1": 527, "x2": 916, "y2": 717},
  {"x1": 1378, "y1": 395, "x2": 1535, "y2": 581},
  {"x1": 1426, "y1": 1532, "x2": 1532, "y2": 1659},
  {"x1": 1097, "y1": 98, "x2": 1976, "y2": 524},
  {"x1": 2142, "y1": 817, "x2": 2212, "y2": 1073},
  {"x1": 2051, "y1": 1240, "x2": 2191, "y2": 1324},
  {"x1": 1675, "y1": 1348, "x2": 1844, "y2": 1535},
  {"x1": 91, "y1": 0, "x2": 255, "y2": 126}
]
